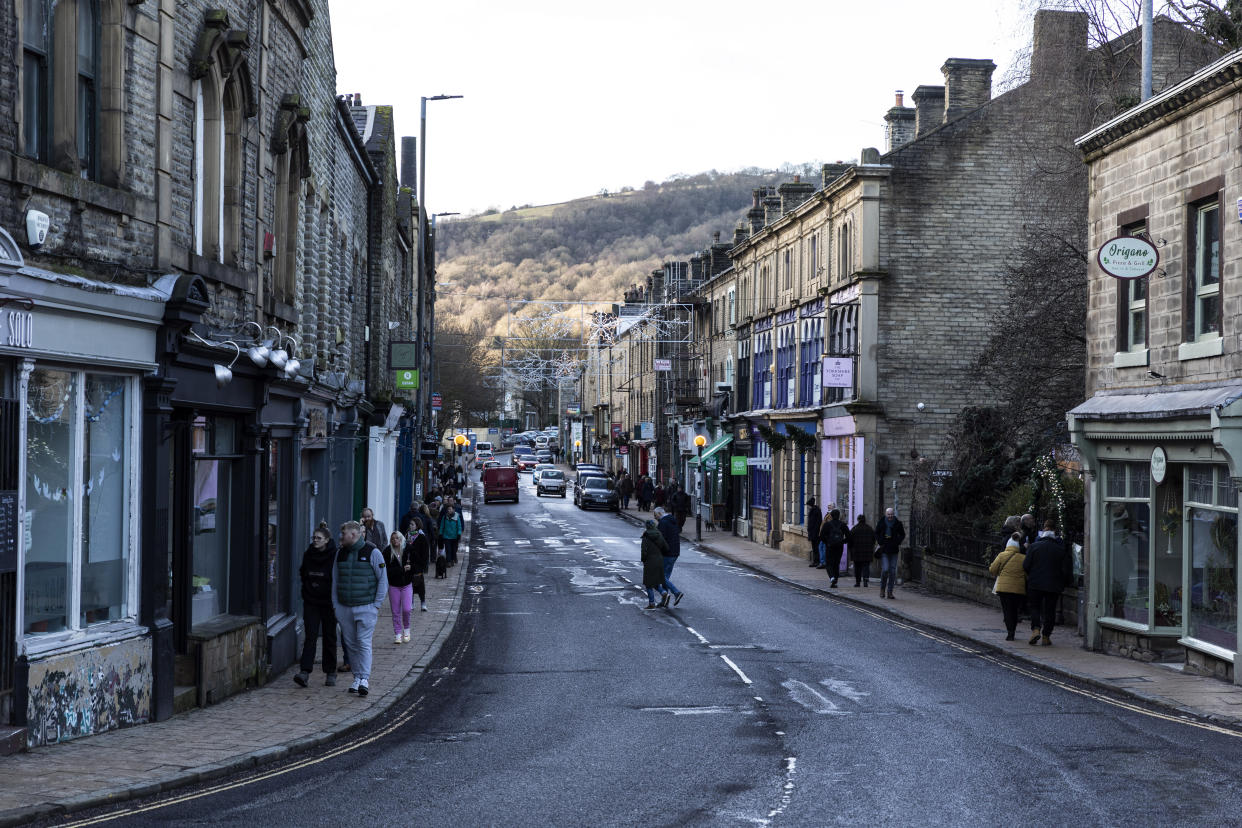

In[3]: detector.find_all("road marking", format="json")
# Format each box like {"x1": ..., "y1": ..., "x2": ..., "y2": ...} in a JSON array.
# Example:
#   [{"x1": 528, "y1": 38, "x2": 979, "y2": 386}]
[
  {"x1": 639, "y1": 706, "x2": 746, "y2": 716},
  {"x1": 513, "y1": 540, "x2": 530, "y2": 545},
  {"x1": 684, "y1": 626, "x2": 711, "y2": 645},
  {"x1": 782, "y1": 679, "x2": 843, "y2": 715},
  {"x1": 720, "y1": 654, "x2": 753, "y2": 685},
  {"x1": 484, "y1": 541, "x2": 499, "y2": 546},
  {"x1": 820, "y1": 679, "x2": 869, "y2": 703},
  {"x1": 708, "y1": 644, "x2": 759, "y2": 650},
  {"x1": 765, "y1": 757, "x2": 798, "y2": 824}
]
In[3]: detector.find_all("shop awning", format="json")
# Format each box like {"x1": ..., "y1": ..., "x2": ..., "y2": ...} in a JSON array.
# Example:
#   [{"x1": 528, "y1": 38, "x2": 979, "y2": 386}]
[
  {"x1": 687, "y1": 434, "x2": 734, "y2": 466},
  {"x1": 1068, "y1": 383, "x2": 1242, "y2": 421}
]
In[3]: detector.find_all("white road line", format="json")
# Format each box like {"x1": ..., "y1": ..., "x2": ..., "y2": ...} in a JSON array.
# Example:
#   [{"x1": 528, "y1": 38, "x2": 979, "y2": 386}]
[
  {"x1": 513, "y1": 540, "x2": 530, "y2": 545},
  {"x1": 684, "y1": 626, "x2": 711, "y2": 645},
  {"x1": 782, "y1": 680, "x2": 844, "y2": 715},
  {"x1": 484, "y1": 542, "x2": 499, "y2": 546},
  {"x1": 720, "y1": 654, "x2": 753, "y2": 685}
]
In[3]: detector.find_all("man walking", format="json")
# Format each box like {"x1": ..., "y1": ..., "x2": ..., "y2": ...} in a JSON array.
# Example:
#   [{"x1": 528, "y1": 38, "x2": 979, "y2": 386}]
[
  {"x1": 806, "y1": 498, "x2": 822, "y2": 568},
  {"x1": 1023, "y1": 519, "x2": 1073, "y2": 646},
  {"x1": 819, "y1": 508, "x2": 850, "y2": 588},
  {"x1": 876, "y1": 507, "x2": 905, "y2": 599},
  {"x1": 360, "y1": 506, "x2": 387, "y2": 551},
  {"x1": 618, "y1": 474, "x2": 634, "y2": 510},
  {"x1": 849, "y1": 514, "x2": 877, "y2": 587},
  {"x1": 655, "y1": 507, "x2": 685, "y2": 606},
  {"x1": 671, "y1": 483, "x2": 691, "y2": 530},
  {"x1": 333, "y1": 520, "x2": 387, "y2": 697}
]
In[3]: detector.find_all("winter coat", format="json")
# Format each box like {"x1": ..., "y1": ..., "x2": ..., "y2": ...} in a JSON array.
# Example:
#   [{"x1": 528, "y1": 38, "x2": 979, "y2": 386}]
[
  {"x1": 384, "y1": 543, "x2": 414, "y2": 589},
  {"x1": 299, "y1": 539, "x2": 338, "y2": 607},
  {"x1": 407, "y1": 532, "x2": 431, "y2": 575},
  {"x1": 641, "y1": 526, "x2": 668, "y2": 588},
  {"x1": 848, "y1": 521, "x2": 877, "y2": 563},
  {"x1": 619, "y1": 476, "x2": 634, "y2": 497},
  {"x1": 335, "y1": 539, "x2": 386, "y2": 607},
  {"x1": 362, "y1": 519, "x2": 387, "y2": 551},
  {"x1": 820, "y1": 517, "x2": 851, "y2": 550},
  {"x1": 1023, "y1": 534, "x2": 1073, "y2": 593},
  {"x1": 672, "y1": 490, "x2": 690, "y2": 515},
  {"x1": 653, "y1": 487, "x2": 666, "y2": 507},
  {"x1": 989, "y1": 539, "x2": 1026, "y2": 595},
  {"x1": 876, "y1": 517, "x2": 906, "y2": 555},
  {"x1": 639, "y1": 479, "x2": 655, "y2": 502},
  {"x1": 806, "y1": 508, "x2": 823, "y2": 550},
  {"x1": 438, "y1": 512, "x2": 463, "y2": 541},
  {"x1": 657, "y1": 513, "x2": 681, "y2": 558}
]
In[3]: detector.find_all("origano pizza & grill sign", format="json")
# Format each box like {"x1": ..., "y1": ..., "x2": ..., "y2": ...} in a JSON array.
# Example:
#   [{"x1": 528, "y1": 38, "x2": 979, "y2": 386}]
[{"x1": 1096, "y1": 235, "x2": 1159, "y2": 280}]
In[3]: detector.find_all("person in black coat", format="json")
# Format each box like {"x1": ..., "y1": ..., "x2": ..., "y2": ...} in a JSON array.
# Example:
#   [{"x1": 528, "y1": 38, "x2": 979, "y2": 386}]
[
  {"x1": 656, "y1": 508, "x2": 685, "y2": 606},
  {"x1": 806, "y1": 499, "x2": 823, "y2": 568},
  {"x1": 1022, "y1": 519, "x2": 1074, "y2": 646},
  {"x1": 849, "y1": 515, "x2": 877, "y2": 587},
  {"x1": 819, "y1": 509, "x2": 851, "y2": 588},
  {"x1": 876, "y1": 508, "x2": 906, "y2": 599},
  {"x1": 407, "y1": 524, "x2": 431, "y2": 613},
  {"x1": 294, "y1": 526, "x2": 338, "y2": 687}
]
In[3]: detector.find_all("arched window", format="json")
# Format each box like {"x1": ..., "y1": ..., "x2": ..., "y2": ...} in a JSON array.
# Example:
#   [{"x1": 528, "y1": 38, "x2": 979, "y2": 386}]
[
  {"x1": 838, "y1": 221, "x2": 853, "y2": 281},
  {"x1": 272, "y1": 94, "x2": 309, "y2": 306}
]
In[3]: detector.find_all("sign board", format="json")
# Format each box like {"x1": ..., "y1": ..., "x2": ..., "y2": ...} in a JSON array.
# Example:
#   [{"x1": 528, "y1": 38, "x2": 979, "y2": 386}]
[
  {"x1": 431, "y1": 393, "x2": 442, "y2": 411},
  {"x1": 1151, "y1": 446, "x2": 1168, "y2": 485},
  {"x1": 618, "y1": 445, "x2": 628, "y2": 455},
  {"x1": 654, "y1": 358, "x2": 672, "y2": 372},
  {"x1": 419, "y1": 440, "x2": 439, "y2": 458},
  {"x1": 822, "y1": 357, "x2": 853, "y2": 389},
  {"x1": 383, "y1": 404, "x2": 405, "y2": 431},
  {"x1": 1097, "y1": 235, "x2": 1159, "y2": 280},
  {"x1": 638, "y1": 421, "x2": 654, "y2": 440},
  {"x1": 389, "y1": 340, "x2": 418, "y2": 369},
  {"x1": 566, "y1": 406, "x2": 580, "y2": 415},
  {"x1": 0, "y1": 491, "x2": 17, "y2": 572},
  {"x1": 395, "y1": 369, "x2": 418, "y2": 390},
  {"x1": 572, "y1": 421, "x2": 583, "y2": 447},
  {"x1": 730, "y1": 456, "x2": 748, "y2": 476},
  {"x1": 611, "y1": 423, "x2": 622, "y2": 439}
]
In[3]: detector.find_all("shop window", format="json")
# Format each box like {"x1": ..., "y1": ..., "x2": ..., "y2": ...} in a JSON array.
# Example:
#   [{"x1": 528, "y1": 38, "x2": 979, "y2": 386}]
[
  {"x1": 1185, "y1": 198, "x2": 1222, "y2": 343},
  {"x1": 1102, "y1": 462, "x2": 1151, "y2": 625},
  {"x1": 24, "y1": 368, "x2": 135, "y2": 636},
  {"x1": 190, "y1": 416, "x2": 237, "y2": 626},
  {"x1": 1186, "y1": 465, "x2": 1238, "y2": 650}
]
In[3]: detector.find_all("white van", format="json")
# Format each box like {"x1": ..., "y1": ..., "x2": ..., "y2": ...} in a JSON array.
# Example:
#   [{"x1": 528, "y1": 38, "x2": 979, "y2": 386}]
[
  {"x1": 476, "y1": 441, "x2": 494, "y2": 453},
  {"x1": 534, "y1": 435, "x2": 550, "y2": 448}
]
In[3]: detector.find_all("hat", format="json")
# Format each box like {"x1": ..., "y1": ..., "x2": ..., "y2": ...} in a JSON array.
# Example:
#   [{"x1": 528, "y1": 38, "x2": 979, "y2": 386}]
[
  {"x1": 644, "y1": 519, "x2": 657, "y2": 529},
  {"x1": 806, "y1": 498, "x2": 816, "y2": 506}
]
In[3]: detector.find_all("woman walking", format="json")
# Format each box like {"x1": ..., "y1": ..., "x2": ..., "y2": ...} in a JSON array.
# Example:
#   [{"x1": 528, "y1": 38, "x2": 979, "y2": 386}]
[
  {"x1": 849, "y1": 514, "x2": 876, "y2": 587},
  {"x1": 638, "y1": 476, "x2": 655, "y2": 512},
  {"x1": 438, "y1": 503, "x2": 464, "y2": 567},
  {"x1": 641, "y1": 519, "x2": 670, "y2": 609},
  {"x1": 989, "y1": 532, "x2": 1027, "y2": 641},
  {"x1": 406, "y1": 520, "x2": 431, "y2": 613},
  {"x1": 294, "y1": 525, "x2": 338, "y2": 687},
  {"x1": 384, "y1": 531, "x2": 414, "y2": 644}
]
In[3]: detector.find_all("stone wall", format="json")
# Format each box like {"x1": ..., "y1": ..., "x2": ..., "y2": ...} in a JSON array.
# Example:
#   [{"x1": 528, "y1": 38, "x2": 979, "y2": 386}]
[
  {"x1": 190, "y1": 617, "x2": 266, "y2": 706},
  {"x1": 924, "y1": 554, "x2": 1081, "y2": 628}
]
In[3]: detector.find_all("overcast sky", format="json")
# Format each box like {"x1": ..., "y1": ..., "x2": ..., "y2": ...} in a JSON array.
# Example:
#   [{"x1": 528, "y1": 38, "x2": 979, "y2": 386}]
[{"x1": 326, "y1": 1, "x2": 1032, "y2": 217}]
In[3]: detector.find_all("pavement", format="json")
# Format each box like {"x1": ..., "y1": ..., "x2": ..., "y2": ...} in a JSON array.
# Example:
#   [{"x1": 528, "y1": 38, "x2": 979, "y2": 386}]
[
  {"x1": 617, "y1": 505, "x2": 1242, "y2": 729},
  {"x1": 0, "y1": 493, "x2": 475, "y2": 828}
]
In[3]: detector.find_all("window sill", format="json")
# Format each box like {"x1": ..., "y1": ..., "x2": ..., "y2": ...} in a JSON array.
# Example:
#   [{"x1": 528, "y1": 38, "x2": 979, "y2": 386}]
[
  {"x1": 1113, "y1": 349, "x2": 1149, "y2": 369},
  {"x1": 1097, "y1": 616, "x2": 1149, "y2": 634},
  {"x1": 1179, "y1": 636, "x2": 1236, "y2": 662},
  {"x1": 1178, "y1": 336, "x2": 1223, "y2": 361},
  {"x1": 23, "y1": 619, "x2": 149, "y2": 660}
]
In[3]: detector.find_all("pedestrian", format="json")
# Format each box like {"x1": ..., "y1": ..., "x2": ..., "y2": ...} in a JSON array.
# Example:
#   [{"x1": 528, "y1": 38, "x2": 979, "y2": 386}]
[
  {"x1": 619, "y1": 474, "x2": 634, "y2": 510},
  {"x1": 1001, "y1": 515, "x2": 1022, "y2": 550},
  {"x1": 653, "y1": 481, "x2": 666, "y2": 510},
  {"x1": 876, "y1": 507, "x2": 906, "y2": 599},
  {"x1": 655, "y1": 506, "x2": 685, "y2": 606},
  {"x1": 399, "y1": 501, "x2": 421, "y2": 538},
  {"x1": 819, "y1": 508, "x2": 850, "y2": 588},
  {"x1": 849, "y1": 514, "x2": 876, "y2": 587},
  {"x1": 333, "y1": 520, "x2": 387, "y2": 697},
  {"x1": 806, "y1": 498, "x2": 822, "y2": 568},
  {"x1": 1019, "y1": 513, "x2": 1039, "y2": 553},
  {"x1": 407, "y1": 520, "x2": 430, "y2": 612},
  {"x1": 294, "y1": 525, "x2": 338, "y2": 687},
  {"x1": 639, "y1": 476, "x2": 655, "y2": 511},
  {"x1": 438, "y1": 503, "x2": 464, "y2": 567},
  {"x1": 360, "y1": 506, "x2": 387, "y2": 550},
  {"x1": 640, "y1": 519, "x2": 670, "y2": 609},
  {"x1": 383, "y1": 530, "x2": 414, "y2": 645},
  {"x1": 1022, "y1": 519, "x2": 1073, "y2": 646},
  {"x1": 989, "y1": 532, "x2": 1026, "y2": 641},
  {"x1": 672, "y1": 484, "x2": 691, "y2": 530}
]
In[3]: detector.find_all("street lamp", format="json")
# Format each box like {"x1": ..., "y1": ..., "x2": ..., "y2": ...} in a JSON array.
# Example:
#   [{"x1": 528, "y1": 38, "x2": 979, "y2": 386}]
[
  {"x1": 454, "y1": 433, "x2": 468, "y2": 472},
  {"x1": 694, "y1": 434, "x2": 707, "y2": 541},
  {"x1": 575, "y1": 439, "x2": 581, "y2": 465}
]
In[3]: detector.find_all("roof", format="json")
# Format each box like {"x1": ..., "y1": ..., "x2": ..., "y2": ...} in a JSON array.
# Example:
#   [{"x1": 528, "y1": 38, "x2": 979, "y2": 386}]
[{"x1": 1068, "y1": 383, "x2": 1242, "y2": 420}]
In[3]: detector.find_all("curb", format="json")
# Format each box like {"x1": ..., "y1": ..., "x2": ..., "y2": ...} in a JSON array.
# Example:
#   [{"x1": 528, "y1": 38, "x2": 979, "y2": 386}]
[
  {"x1": 0, "y1": 490, "x2": 479, "y2": 828},
  {"x1": 617, "y1": 510, "x2": 1242, "y2": 731}
]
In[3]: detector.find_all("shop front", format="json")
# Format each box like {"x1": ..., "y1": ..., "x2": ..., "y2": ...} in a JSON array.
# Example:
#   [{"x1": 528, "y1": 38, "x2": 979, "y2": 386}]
[
  {"x1": 1070, "y1": 387, "x2": 1242, "y2": 681},
  {"x1": 0, "y1": 230, "x2": 167, "y2": 746}
]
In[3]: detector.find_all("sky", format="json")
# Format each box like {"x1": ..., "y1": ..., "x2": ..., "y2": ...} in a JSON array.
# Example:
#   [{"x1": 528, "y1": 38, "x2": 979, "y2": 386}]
[{"x1": 326, "y1": 0, "x2": 1033, "y2": 217}]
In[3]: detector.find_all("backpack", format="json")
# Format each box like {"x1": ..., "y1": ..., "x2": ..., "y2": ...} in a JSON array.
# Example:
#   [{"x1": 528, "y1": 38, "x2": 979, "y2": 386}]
[{"x1": 825, "y1": 521, "x2": 845, "y2": 546}]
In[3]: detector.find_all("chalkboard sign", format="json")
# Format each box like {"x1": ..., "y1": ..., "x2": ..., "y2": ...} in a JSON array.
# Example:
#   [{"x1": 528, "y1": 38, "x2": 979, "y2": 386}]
[{"x1": 0, "y1": 490, "x2": 16, "y2": 573}]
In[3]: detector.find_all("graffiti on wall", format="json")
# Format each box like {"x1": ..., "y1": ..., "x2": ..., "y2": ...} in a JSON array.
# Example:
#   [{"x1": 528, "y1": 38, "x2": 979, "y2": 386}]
[{"x1": 26, "y1": 635, "x2": 151, "y2": 748}]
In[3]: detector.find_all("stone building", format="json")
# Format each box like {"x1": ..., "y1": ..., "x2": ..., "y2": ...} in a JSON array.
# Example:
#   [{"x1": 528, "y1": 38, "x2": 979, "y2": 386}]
[
  {"x1": 0, "y1": 0, "x2": 418, "y2": 749},
  {"x1": 1070, "y1": 50, "x2": 1242, "y2": 680}
]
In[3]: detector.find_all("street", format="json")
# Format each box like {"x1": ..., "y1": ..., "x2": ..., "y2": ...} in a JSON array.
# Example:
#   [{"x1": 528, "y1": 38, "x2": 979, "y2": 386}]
[{"x1": 65, "y1": 470, "x2": 1242, "y2": 826}]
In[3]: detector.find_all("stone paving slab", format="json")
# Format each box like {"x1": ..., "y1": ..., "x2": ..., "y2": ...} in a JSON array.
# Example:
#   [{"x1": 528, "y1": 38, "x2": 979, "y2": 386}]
[
  {"x1": 619, "y1": 507, "x2": 1242, "y2": 728},
  {"x1": 0, "y1": 489, "x2": 476, "y2": 827}
]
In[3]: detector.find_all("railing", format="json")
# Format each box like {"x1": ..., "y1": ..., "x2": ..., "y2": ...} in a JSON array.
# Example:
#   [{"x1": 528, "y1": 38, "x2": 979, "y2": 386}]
[{"x1": 921, "y1": 525, "x2": 998, "y2": 566}]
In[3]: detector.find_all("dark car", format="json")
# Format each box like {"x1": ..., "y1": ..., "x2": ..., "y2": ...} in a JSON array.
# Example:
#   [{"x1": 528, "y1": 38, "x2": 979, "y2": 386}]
[
  {"x1": 535, "y1": 449, "x2": 553, "y2": 463},
  {"x1": 575, "y1": 476, "x2": 619, "y2": 511}
]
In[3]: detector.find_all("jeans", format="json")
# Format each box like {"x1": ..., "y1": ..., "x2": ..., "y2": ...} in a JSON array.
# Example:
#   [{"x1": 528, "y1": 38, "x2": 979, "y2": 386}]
[
  {"x1": 1028, "y1": 589, "x2": 1060, "y2": 636},
  {"x1": 662, "y1": 556, "x2": 681, "y2": 597},
  {"x1": 817, "y1": 541, "x2": 826, "y2": 566},
  {"x1": 388, "y1": 584, "x2": 413, "y2": 635},
  {"x1": 334, "y1": 602, "x2": 379, "y2": 682},
  {"x1": 879, "y1": 551, "x2": 899, "y2": 595},
  {"x1": 622, "y1": 495, "x2": 631, "y2": 509},
  {"x1": 646, "y1": 585, "x2": 668, "y2": 604},
  {"x1": 299, "y1": 602, "x2": 337, "y2": 674}
]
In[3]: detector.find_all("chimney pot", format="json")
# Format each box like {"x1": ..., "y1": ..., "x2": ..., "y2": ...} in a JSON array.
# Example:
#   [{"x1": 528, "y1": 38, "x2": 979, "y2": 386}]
[{"x1": 895, "y1": 90, "x2": 904, "y2": 107}]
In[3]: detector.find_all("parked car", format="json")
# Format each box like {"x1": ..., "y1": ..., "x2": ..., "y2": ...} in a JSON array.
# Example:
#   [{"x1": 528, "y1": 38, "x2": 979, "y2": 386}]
[
  {"x1": 532, "y1": 463, "x2": 557, "y2": 484},
  {"x1": 575, "y1": 463, "x2": 604, "y2": 474},
  {"x1": 536, "y1": 469, "x2": 567, "y2": 497},
  {"x1": 474, "y1": 449, "x2": 494, "y2": 469},
  {"x1": 482, "y1": 465, "x2": 519, "y2": 503},
  {"x1": 516, "y1": 454, "x2": 539, "y2": 472},
  {"x1": 575, "y1": 476, "x2": 619, "y2": 511}
]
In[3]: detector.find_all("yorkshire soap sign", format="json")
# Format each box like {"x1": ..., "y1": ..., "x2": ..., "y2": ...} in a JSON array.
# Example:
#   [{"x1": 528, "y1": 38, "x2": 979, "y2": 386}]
[{"x1": 1097, "y1": 235, "x2": 1159, "y2": 280}]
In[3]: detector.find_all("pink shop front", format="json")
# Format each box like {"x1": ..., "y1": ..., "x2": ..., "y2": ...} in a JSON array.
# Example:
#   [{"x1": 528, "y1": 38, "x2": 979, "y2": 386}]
[{"x1": 821, "y1": 415, "x2": 867, "y2": 573}]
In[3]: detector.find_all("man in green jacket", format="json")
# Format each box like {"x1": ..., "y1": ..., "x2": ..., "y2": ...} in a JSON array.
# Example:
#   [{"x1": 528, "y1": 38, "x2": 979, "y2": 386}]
[{"x1": 334, "y1": 520, "x2": 387, "y2": 697}]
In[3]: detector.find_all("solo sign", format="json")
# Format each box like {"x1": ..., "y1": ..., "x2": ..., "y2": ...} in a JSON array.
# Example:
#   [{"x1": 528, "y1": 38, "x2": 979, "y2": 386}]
[{"x1": 1097, "y1": 235, "x2": 1159, "y2": 280}]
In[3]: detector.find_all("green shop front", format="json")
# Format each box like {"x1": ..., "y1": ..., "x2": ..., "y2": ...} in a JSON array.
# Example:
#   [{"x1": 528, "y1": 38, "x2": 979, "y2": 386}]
[
  {"x1": 1069, "y1": 385, "x2": 1242, "y2": 681},
  {"x1": 687, "y1": 434, "x2": 733, "y2": 529}
]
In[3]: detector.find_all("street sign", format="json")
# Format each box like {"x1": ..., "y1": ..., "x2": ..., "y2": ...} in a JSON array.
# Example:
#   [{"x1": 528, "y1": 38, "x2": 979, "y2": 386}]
[
  {"x1": 618, "y1": 445, "x2": 628, "y2": 455},
  {"x1": 566, "y1": 406, "x2": 580, "y2": 415},
  {"x1": 431, "y1": 393, "x2": 442, "y2": 411},
  {"x1": 730, "y1": 456, "x2": 747, "y2": 476},
  {"x1": 395, "y1": 369, "x2": 418, "y2": 390},
  {"x1": 654, "y1": 358, "x2": 672, "y2": 371}
]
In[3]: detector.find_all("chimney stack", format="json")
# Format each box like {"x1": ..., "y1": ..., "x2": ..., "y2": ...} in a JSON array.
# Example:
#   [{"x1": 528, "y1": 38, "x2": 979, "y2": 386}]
[
  {"x1": 733, "y1": 221, "x2": 748, "y2": 246},
  {"x1": 778, "y1": 178, "x2": 816, "y2": 214},
  {"x1": 912, "y1": 85, "x2": 946, "y2": 138},
  {"x1": 941, "y1": 58, "x2": 996, "y2": 122},
  {"x1": 884, "y1": 89, "x2": 916, "y2": 152},
  {"x1": 762, "y1": 193, "x2": 782, "y2": 227},
  {"x1": 821, "y1": 162, "x2": 850, "y2": 186},
  {"x1": 400, "y1": 137, "x2": 417, "y2": 190},
  {"x1": 748, "y1": 188, "x2": 767, "y2": 235},
  {"x1": 1031, "y1": 9, "x2": 1088, "y2": 85}
]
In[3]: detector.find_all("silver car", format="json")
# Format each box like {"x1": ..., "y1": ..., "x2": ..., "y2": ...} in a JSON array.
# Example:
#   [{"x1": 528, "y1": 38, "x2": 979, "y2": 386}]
[{"x1": 536, "y1": 469, "x2": 567, "y2": 497}]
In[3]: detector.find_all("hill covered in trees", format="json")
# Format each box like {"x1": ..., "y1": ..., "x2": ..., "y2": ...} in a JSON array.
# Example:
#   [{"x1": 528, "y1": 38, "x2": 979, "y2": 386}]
[{"x1": 435, "y1": 166, "x2": 819, "y2": 332}]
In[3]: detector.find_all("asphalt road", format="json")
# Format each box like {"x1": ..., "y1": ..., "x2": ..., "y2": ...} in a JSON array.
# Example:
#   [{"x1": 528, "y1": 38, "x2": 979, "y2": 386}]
[{"x1": 73, "y1": 469, "x2": 1242, "y2": 826}]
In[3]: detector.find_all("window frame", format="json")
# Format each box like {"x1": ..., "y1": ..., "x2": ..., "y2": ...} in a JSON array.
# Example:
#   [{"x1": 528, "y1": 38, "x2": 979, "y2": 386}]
[
  {"x1": 1115, "y1": 217, "x2": 1149, "y2": 355},
  {"x1": 1184, "y1": 187, "x2": 1224, "y2": 344}
]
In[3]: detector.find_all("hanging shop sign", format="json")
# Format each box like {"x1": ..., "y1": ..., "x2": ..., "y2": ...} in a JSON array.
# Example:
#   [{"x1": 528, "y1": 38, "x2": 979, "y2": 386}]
[
  {"x1": 822, "y1": 357, "x2": 853, "y2": 389},
  {"x1": 431, "y1": 393, "x2": 442, "y2": 410},
  {"x1": 388, "y1": 340, "x2": 418, "y2": 369},
  {"x1": 1150, "y1": 445, "x2": 1168, "y2": 485},
  {"x1": 395, "y1": 369, "x2": 419, "y2": 390},
  {"x1": 654, "y1": 358, "x2": 672, "y2": 372},
  {"x1": 1096, "y1": 235, "x2": 1159, "y2": 280},
  {"x1": 638, "y1": 421, "x2": 654, "y2": 440},
  {"x1": 730, "y1": 456, "x2": 748, "y2": 476}
]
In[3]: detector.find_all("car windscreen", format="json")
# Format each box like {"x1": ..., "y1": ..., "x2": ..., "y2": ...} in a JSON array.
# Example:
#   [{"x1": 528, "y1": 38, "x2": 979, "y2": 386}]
[
  {"x1": 583, "y1": 478, "x2": 614, "y2": 491},
  {"x1": 542, "y1": 470, "x2": 563, "y2": 480}
]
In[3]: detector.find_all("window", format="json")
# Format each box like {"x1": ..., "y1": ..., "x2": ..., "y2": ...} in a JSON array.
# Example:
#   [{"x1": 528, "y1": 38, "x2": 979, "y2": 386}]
[
  {"x1": 23, "y1": 0, "x2": 49, "y2": 163},
  {"x1": 809, "y1": 234, "x2": 819, "y2": 281},
  {"x1": 1186, "y1": 198, "x2": 1221, "y2": 342},
  {"x1": 838, "y1": 221, "x2": 852, "y2": 281},
  {"x1": 1117, "y1": 222, "x2": 1148, "y2": 353},
  {"x1": 728, "y1": 288, "x2": 736, "y2": 325},
  {"x1": 24, "y1": 368, "x2": 136, "y2": 636},
  {"x1": 1185, "y1": 464, "x2": 1237, "y2": 649},
  {"x1": 800, "y1": 317, "x2": 824, "y2": 407},
  {"x1": 776, "y1": 325, "x2": 796, "y2": 408},
  {"x1": 784, "y1": 249, "x2": 792, "y2": 290},
  {"x1": 191, "y1": 416, "x2": 237, "y2": 626},
  {"x1": 76, "y1": 0, "x2": 97, "y2": 179},
  {"x1": 1102, "y1": 462, "x2": 1152, "y2": 625}
]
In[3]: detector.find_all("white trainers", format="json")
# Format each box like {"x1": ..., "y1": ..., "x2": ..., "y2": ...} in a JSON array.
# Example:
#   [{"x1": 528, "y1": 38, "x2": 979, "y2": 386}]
[
  {"x1": 402, "y1": 629, "x2": 410, "y2": 643},
  {"x1": 420, "y1": 603, "x2": 428, "y2": 612},
  {"x1": 394, "y1": 633, "x2": 402, "y2": 644}
]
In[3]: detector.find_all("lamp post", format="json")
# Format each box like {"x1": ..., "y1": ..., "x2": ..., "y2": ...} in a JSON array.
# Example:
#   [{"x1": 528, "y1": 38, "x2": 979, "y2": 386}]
[
  {"x1": 416, "y1": 94, "x2": 463, "y2": 469},
  {"x1": 454, "y1": 433, "x2": 467, "y2": 476},
  {"x1": 574, "y1": 439, "x2": 581, "y2": 466},
  {"x1": 694, "y1": 434, "x2": 707, "y2": 541}
]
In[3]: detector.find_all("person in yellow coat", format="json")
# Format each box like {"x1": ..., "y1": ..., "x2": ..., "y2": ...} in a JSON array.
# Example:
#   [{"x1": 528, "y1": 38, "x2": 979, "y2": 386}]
[{"x1": 989, "y1": 533, "x2": 1026, "y2": 641}]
